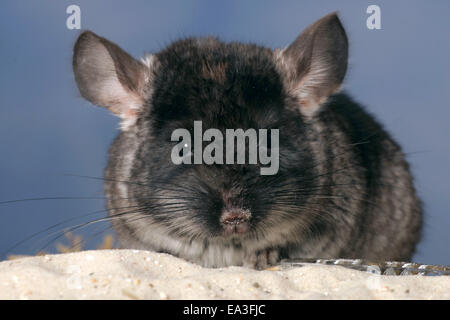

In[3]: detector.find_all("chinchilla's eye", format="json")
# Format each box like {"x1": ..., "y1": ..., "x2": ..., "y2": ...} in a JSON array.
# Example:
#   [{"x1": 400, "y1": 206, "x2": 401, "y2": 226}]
[{"x1": 181, "y1": 142, "x2": 192, "y2": 159}]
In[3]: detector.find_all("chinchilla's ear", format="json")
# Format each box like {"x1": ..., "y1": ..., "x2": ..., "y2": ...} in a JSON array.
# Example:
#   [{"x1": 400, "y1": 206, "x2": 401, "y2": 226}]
[
  {"x1": 73, "y1": 31, "x2": 155, "y2": 130},
  {"x1": 277, "y1": 12, "x2": 348, "y2": 116}
]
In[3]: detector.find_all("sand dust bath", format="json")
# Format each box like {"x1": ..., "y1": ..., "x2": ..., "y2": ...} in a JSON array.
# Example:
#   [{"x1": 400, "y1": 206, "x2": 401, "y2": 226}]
[{"x1": 0, "y1": 249, "x2": 449, "y2": 299}]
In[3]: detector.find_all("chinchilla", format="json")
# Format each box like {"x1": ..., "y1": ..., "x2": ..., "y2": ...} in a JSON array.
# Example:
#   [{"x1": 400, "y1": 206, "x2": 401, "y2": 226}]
[{"x1": 72, "y1": 13, "x2": 422, "y2": 268}]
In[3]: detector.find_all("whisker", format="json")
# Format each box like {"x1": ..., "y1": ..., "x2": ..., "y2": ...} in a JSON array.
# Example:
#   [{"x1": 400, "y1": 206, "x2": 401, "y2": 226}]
[
  {"x1": 35, "y1": 208, "x2": 148, "y2": 253},
  {"x1": 2, "y1": 207, "x2": 114, "y2": 256},
  {"x1": 0, "y1": 196, "x2": 106, "y2": 205}
]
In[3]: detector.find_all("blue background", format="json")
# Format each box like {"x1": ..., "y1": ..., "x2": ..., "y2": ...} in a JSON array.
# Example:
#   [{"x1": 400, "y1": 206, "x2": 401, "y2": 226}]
[{"x1": 1, "y1": 0, "x2": 449, "y2": 264}]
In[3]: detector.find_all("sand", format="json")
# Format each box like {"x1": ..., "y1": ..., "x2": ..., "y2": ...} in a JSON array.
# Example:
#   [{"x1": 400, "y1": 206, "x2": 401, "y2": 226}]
[{"x1": 0, "y1": 249, "x2": 449, "y2": 299}]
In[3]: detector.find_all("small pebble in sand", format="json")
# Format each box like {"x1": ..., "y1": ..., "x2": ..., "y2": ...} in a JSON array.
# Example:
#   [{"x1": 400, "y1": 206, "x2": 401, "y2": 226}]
[
  {"x1": 122, "y1": 289, "x2": 139, "y2": 300},
  {"x1": 159, "y1": 292, "x2": 168, "y2": 299},
  {"x1": 265, "y1": 266, "x2": 281, "y2": 271},
  {"x1": 19, "y1": 290, "x2": 32, "y2": 300}
]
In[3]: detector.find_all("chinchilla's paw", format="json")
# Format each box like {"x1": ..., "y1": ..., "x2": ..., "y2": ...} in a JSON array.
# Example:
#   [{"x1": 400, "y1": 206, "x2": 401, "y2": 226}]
[{"x1": 243, "y1": 248, "x2": 280, "y2": 270}]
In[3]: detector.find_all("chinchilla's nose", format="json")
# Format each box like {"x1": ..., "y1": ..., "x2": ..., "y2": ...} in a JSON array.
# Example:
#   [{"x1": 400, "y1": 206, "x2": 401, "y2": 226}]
[{"x1": 220, "y1": 208, "x2": 251, "y2": 235}]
